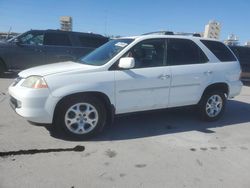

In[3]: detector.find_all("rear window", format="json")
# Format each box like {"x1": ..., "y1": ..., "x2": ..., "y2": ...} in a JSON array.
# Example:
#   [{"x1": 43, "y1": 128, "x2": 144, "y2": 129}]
[
  {"x1": 78, "y1": 36, "x2": 108, "y2": 48},
  {"x1": 201, "y1": 40, "x2": 236, "y2": 62},
  {"x1": 44, "y1": 33, "x2": 72, "y2": 46}
]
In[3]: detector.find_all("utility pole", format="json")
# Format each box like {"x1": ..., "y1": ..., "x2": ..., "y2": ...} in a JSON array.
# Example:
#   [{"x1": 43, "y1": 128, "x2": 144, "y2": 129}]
[{"x1": 7, "y1": 26, "x2": 12, "y2": 40}]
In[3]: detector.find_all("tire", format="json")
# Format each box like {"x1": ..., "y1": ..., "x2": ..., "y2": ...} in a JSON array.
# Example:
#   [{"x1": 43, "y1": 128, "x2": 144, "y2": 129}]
[
  {"x1": 198, "y1": 91, "x2": 226, "y2": 121},
  {"x1": 54, "y1": 95, "x2": 107, "y2": 139}
]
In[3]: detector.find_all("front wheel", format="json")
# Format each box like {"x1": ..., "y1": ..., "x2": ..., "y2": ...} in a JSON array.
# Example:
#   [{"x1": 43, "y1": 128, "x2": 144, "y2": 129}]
[
  {"x1": 198, "y1": 91, "x2": 226, "y2": 121},
  {"x1": 54, "y1": 96, "x2": 107, "y2": 139}
]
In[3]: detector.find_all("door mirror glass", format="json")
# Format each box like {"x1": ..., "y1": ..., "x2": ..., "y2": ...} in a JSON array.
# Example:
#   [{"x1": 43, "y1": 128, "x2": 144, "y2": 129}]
[{"x1": 118, "y1": 57, "x2": 135, "y2": 69}]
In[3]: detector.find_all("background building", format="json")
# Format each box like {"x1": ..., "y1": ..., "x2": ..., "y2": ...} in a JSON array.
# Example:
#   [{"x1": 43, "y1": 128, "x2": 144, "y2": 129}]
[
  {"x1": 198, "y1": 32, "x2": 204, "y2": 37},
  {"x1": 204, "y1": 20, "x2": 221, "y2": 39},
  {"x1": 0, "y1": 32, "x2": 19, "y2": 41},
  {"x1": 224, "y1": 34, "x2": 240, "y2": 46},
  {"x1": 245, "y1": 41, "x2": 250, "y2": 46},
  {"x1": 60, "y1": 16, "x2": 72, "y2": 31}
]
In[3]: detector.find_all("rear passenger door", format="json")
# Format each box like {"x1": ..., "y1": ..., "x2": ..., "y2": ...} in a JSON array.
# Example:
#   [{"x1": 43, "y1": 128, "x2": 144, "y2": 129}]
[
  {"x1": 167, "y1": 38, "x2": 213, "y2": 107},
  {"x1": 43, "y1": 32, "x2": 75, "y2": 64}
]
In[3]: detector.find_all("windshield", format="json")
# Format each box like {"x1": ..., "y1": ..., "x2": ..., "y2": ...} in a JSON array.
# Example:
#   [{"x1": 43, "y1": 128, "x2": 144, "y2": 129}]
[{"x1": 79, "y1": 38, "x2": 134, "y2": 66}]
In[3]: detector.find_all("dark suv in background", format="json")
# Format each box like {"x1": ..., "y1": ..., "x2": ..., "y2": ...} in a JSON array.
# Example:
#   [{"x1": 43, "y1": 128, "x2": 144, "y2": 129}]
[
  {"x1": 0, "y1": 29, "x2": 108, "y2": 74},
  {"x1": 229, "y1": 45, "x2": 250, "y2": 82}
]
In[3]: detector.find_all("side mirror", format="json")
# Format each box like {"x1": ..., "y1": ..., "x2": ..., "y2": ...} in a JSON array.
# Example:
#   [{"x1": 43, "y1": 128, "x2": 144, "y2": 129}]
[{"x1": 118, "y1": 57, "x2": 135, "y2": 69}]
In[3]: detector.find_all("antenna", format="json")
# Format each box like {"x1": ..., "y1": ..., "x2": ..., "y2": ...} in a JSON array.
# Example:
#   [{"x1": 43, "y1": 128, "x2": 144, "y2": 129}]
[
  {"x1": 104, "y1": 10, "x2": 108, "y2": 36},
  {"x1": 7, "y1": 26, "x2": 12, "y2": 40}
]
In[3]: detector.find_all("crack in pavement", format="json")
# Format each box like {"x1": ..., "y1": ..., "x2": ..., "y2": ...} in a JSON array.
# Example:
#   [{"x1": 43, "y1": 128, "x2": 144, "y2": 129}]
[{"x1": 0, "y1": 145, "x2": 85, "y2": 157}]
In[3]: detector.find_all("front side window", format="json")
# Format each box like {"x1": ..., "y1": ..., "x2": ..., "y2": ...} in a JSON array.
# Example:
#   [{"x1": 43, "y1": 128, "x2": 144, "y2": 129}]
[
  {"x1": 19, "y1": 32, "x2": 44, "y2": 45},
  {"x1": 201, "y1": 40, "x2": 236, "y2": 62},
  {"x1": 44, "y1": 33, "x2": 71, "y2": 46},
  {"x1": 122, "y1": 39, "x2": 166, "y2": 69},
  {"x1": 167, "y1": 38, "x2": 208, "y2": 66},
  {"x1": 80, "y1": 39, "x2": 134, "y2": 66}
]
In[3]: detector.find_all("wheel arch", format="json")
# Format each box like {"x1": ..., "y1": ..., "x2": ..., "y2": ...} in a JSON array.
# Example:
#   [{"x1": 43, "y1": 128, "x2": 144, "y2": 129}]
[
  {"x1": 199, "y1": 82, "x2": 229, "y2": 103},
  {"x1": 53, "y1": 91, "x2": 115, "y2": 125}
]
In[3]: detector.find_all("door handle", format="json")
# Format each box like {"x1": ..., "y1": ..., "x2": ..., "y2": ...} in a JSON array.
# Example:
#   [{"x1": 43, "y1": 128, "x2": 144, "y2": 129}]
[
  {"x1": 204, "y1": 71, "x2": 213, "y2": 75},
  {"x1": 158, "y1": 74, "x2": 170, "y2": 80}
]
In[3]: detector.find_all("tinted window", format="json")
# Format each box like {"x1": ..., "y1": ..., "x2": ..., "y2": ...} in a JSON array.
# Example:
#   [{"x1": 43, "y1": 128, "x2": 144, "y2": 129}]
[
  {"x1": 124, "y1": 39, "x2": 165, "y2": 68},
  {"x1": 44, "y1": 33, "x2": 71, "y2": 46},
  {"x1": 201, "y1": 40, "x2": 236, "y2": 62},
  {"x1": 167, "y1": 39, "x2": 208, "y2": 65},
  {"x1": 19, "y1": 32, "x2": 44, "y2": 45},
  {"x1": 78, "y1": 35, "x2": 107, "y2": 48},
  {"x1": 230, "y1": 46, "x2": 250, "y2": 64}
]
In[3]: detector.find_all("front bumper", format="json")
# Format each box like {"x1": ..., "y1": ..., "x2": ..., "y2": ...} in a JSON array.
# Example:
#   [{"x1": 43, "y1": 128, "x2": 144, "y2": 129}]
[{"x1": 8, "y1": 81, "x2": 59, "y2": 124}]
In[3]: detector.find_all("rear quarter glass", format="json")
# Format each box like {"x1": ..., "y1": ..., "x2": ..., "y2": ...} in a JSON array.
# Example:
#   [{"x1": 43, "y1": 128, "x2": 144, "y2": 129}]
[{"x1": 201, "y1": 40, "x2": 237, "y2": 62}]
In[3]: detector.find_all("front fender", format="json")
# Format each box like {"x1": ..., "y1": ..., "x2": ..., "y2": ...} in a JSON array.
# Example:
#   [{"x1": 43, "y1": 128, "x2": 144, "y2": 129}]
[
  {"x1": 50, "y1": 82, "x2": 115, "y2": 105},
  {"x1": 45, "y1": 71, "x2": 115, "y2": 106}
]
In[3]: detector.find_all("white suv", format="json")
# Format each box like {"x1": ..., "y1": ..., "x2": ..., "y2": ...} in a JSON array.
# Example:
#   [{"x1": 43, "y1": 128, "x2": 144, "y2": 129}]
[{"x1": 9, "y1": 34, "x2": 242, "y2": 138}]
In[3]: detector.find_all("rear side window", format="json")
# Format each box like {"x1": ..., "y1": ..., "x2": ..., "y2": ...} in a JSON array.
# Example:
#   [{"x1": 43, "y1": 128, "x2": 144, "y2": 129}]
[
  {"x1": 44, "y1": 33, "x2": 72, "y2": 46},
  {"x1": 201, "y1": 40, "x2": 236, "y2": 62},
  {"x1": 167, "y1": 38, "x2": 208, "y2": 65},
  {"x1": 78, "y1": 36, "x2": 108, "y2": 48}
]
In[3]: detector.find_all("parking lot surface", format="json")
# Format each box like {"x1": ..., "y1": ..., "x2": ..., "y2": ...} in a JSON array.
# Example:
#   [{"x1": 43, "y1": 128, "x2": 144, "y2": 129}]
[{"x1": 0, "y1": 77, "x2": 250, "y2": 188}]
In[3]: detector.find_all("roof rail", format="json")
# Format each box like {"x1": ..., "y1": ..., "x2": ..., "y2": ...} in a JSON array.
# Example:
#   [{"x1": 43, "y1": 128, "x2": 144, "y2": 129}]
[
  {"x1": 142, "y1": 31, "x2": 174, "y2": 35},
  {"x1": 142, "y1": 31, "x2": 201, "y2": 37},
  {"x1": 174, "y1": 32, "x2": 201, "y2": 37}
]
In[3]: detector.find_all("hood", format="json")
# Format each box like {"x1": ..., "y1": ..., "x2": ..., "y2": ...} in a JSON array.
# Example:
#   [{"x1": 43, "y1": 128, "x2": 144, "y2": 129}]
[{"x1": 19, "y1": 61, "x2": 100, "y2": 78}]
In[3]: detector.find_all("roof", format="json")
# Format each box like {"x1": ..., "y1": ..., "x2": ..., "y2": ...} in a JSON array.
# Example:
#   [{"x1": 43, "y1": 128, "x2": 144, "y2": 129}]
[{"x1": 28, "y1": 29, "x2": 108, "y2": 38}]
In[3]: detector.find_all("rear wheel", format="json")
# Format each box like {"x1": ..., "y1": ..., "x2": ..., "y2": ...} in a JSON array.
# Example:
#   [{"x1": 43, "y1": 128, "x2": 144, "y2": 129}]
[
  {"x1": 198, "y1": 91, "x2": 226, "y2": 121},
  {"x1": 54, "y1": 95, "x2": 107, "y2": 139}
]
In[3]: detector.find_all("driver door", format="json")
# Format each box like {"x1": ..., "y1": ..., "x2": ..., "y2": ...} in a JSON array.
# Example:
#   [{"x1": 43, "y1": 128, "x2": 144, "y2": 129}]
[{"x1": 114, "y1": 39, "x2": 171, "y2": 114}]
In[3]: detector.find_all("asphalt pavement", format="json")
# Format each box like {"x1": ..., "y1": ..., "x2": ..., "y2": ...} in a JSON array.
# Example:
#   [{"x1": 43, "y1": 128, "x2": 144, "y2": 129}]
[{"x1": 0, "y1": 77, "x2": 250, "y2": 188}]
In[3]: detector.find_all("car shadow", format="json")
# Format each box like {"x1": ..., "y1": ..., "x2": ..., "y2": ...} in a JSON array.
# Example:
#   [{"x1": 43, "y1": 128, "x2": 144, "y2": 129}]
[{"x1": 46, "y1": 99, "x2": 250, "y2": 142}]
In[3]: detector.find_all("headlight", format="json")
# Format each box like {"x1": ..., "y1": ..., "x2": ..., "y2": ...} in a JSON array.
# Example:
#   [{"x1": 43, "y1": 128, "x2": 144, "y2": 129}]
[{"x1": 21, "y1": 76, "x2": 48, "y2": 89}]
